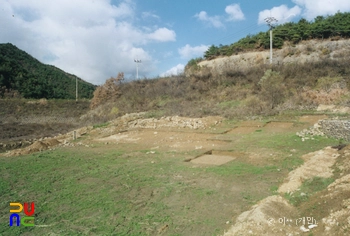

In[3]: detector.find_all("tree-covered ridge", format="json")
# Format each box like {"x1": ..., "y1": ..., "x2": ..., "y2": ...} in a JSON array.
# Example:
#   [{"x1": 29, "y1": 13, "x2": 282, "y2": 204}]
[
  {"x1": 0, "y1": 43, "x2": 96, "y2": 99},
  {"x1": 203, "y1": 11, "x2": 350, "y2": 60}
]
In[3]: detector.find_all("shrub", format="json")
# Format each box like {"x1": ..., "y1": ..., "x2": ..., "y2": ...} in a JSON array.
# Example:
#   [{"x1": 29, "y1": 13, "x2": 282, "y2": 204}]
[
  {"x1": 186, "y1": 57, "x2": 203, "y2": 70},
  {"x1": 90, "y1": 72, "x2": 124, "y2": 109},
  {"x1": 321, "y1": 47, "x2": 331, "y2": 55},
  {"x1": 110, "y1": 107, "x2": 119, "y2": 115},
  {"x1": 258, "y1": 70, "x2": 287, "y2": 109},
  {"x1": 316, "y1": 76, "x2": 343, "y2": 92},
  {"x1": 242, "y1": 95, "x2": 268, "y2": 115}
]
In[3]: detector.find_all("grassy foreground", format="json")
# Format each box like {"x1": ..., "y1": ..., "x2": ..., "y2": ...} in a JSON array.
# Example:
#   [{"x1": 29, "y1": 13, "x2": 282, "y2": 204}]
[{"x1": 0, "y1": 119, "x2": 339, "y2": 236}]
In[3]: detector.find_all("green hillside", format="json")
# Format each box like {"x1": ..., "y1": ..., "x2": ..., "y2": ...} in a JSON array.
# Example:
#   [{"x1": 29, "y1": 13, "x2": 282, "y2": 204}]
[
  {"x1": 0, "y1": 43, "x2": 96, "y2": 99},
  {"x1": 202, "y1": 11, "x2": 350, "y2": 60}
]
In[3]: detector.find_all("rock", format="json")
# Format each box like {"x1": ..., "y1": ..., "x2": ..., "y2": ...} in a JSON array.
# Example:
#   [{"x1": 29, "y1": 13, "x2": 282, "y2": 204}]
[{"x1": 318, "y1": 119, "x2": 350, "y2": 141}]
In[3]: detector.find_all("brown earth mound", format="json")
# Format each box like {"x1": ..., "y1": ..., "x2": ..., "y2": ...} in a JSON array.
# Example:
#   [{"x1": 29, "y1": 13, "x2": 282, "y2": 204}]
[
  {"x1": 223, "y1": 195, "x2": 298, "y2": 236},
  {"x1": 4, "y1": 138, "x2": 61, "y2": 156}
]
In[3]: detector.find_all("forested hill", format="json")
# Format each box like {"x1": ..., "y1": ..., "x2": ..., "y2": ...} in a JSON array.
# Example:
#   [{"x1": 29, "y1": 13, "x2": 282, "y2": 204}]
[
  {"x1": 0, "y1": 43, "x2": 96, "y2": 99},
  {"x1": 202, "y1": 11, "x2": 350, "y2": 60}
]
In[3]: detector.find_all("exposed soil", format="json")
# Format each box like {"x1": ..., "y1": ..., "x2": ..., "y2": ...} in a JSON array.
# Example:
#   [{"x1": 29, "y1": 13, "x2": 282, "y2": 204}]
[
  {"x1": 278, "y1": 147, "x2": 339, "y2": 194},
  {"x1": 7, "y1": 138, "x2": 61, "y2": 156},
  {"x1": 264, "y1": 121, "x2": 294, "y2": 130},
  {"x1": 1, "y1": 113, "x2": 325, "y2": 159},
  {"x1": 299, "y1": 115, "x2": 329, "y2": 124},
  {"x1": 191, "y1": 154, "x2": 235, "y2": 166},
  {"x1": 191, "y1": 150, "x2": 238, "y2": 166},
  {"x1": 198, "y1": 39, "x2": 350, "y2": 72},
  {"x1": 227, "y1": 127, "x2": 257, "y2": 135},
  {"x1": 237, "y1": 120, "x2": 265, "y2": 127}
]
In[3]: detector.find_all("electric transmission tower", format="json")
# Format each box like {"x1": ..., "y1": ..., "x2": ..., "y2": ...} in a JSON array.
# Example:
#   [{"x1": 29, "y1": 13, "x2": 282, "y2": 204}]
[
  {"x1": 134, "y1": 59, "x2": 142, "y2": 80},
  {"x1": 265, "y1": 17, "x2": 278, "y2": 64}
]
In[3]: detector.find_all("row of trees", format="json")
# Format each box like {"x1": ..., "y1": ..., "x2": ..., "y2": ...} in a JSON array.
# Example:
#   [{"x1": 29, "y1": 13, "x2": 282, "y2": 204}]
[
  {"x1": 0, "y1": 43, "x2": 96, "y2": 99},
  {"x1": 203, "y1": 12, "x2": 350, "y2": 60}
]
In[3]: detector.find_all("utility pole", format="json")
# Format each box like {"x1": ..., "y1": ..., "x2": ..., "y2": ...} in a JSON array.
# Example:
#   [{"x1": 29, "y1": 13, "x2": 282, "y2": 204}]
[
  {"x1": 265, "y1": 17, "x2": 278, "y2": 64},
  {"x1": 76, "y1": 76, "x2": 78, "y2": 101},
  {"x1": 134, "y1": 59, "x2": 141, "y2": 79}
]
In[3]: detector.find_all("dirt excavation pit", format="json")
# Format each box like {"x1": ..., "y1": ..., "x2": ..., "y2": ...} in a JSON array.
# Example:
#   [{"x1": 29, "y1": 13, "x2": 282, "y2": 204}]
[
  {"x1": 263, "y1": 122, "x2": 294, "y2": 131},
  {"x1": 237, "y1": 120, "x2": 265, "y2": 127},
  {"x1": 228, "y1": 126, "x2": 258, "y2": 135},
  {"x1": 299, "y1": 115, "x2": 328, "y2": 124},
  {"x1": 190, "y1": 150, "x2": 238, "y2": 166}
]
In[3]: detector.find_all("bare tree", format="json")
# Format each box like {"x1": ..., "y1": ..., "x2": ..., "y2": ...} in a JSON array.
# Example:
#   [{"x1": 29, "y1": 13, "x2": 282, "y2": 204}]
[{"x1": 90, "y1": 72, "x2": 124, "y2": 109}]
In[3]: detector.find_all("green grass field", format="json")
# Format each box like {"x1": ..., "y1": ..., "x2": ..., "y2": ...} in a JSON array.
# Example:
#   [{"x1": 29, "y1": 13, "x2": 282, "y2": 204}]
[{"x1": 0, "y1": 118, "x2": 340, "y2": 236}]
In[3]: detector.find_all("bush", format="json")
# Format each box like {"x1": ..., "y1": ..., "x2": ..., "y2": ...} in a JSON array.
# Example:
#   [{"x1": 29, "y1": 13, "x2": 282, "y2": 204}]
[
  {"x1": 242, "y1": 95, "x2": 268, "y2": 115},
  {"x1": 258, "y1": 70, "x2": 287, "y2": 109},
  {"x1": 316, "y1": 76, "x2": 343, "y2": 92},
  {"x1": 110, "y1": 107, "x2": 119, "y2": 115},
  {"x1": 90, "y1": 73, "x2": 124, "y2": 109},
  {"x1": 186, "y1": 57, "x2": 203, "y2": 70}
]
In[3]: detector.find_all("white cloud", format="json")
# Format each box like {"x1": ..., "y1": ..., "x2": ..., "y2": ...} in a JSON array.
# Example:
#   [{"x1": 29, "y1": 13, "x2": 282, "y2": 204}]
[
  {"x1": 293, "y1": 0, "x2": 350, "y2": 20},
  {"x1": 194, "y1": 11, "x2": 224, "y2": 28},
  {"x1": 0, "y1": 0, "x2": 175, "y2": 85},
  {"x1": 147, "y1": 28, "x2": 176, "y2": 42},
  {"x1": 258, "y1": 5, "x2": 302, "y2": 25},
  {"x1": 178, "y1": 44, "x2": 209, "y2": 59},
  {"x1": 225, "y1": 4, "x2": 245, "y2": 21},
  {"x1": 142, "y1": 11, "x2": 160, "y2": 20},
  {"x1": 160, "y1": 64, "x2": 184, "y2": 77}
]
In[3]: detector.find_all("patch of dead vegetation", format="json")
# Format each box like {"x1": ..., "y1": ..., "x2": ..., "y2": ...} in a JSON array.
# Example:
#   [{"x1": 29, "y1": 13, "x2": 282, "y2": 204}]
[{"x1": 301, "y1": 88, "x2": 348, "y2": 105}]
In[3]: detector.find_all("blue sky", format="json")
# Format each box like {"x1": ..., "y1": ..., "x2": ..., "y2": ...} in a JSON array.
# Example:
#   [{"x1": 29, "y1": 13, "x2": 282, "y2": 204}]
[{"x1": 1, "y1": 0, "x2": 349, "y2": 85}]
